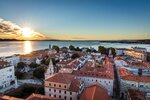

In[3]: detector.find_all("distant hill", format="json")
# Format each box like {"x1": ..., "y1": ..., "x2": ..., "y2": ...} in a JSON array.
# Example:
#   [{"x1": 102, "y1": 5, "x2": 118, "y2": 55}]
[{"x1": 0, "y1": 38, "x2": 149, "y2": 44}]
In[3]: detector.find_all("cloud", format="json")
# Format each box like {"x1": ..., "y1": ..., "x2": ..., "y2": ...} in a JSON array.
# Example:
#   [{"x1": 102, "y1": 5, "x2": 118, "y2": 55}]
[{"x1": 0, "y1": 18, "x2": 48, "y2": 40}]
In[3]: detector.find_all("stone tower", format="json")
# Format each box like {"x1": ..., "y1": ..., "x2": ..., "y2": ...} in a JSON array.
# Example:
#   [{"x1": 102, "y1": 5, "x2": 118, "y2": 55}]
[{"x1": 45, "y1": 58, "x2": 54, "y2": 79}]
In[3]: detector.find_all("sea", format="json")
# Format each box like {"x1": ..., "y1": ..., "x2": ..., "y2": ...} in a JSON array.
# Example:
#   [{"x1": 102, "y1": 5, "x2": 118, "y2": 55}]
[{"x1": 0, "y1": 41, "x2": 150, "y2": 57}]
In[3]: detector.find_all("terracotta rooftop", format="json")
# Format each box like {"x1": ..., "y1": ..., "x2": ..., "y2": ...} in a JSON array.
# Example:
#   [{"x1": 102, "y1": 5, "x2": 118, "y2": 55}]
[
  {"x1": 119, "y1": 67, "x2": 130, "y2": 77},
  {"x1": 73, "y1": 70, "x2": 113, "y2": 79},
  {"x1": 45, "y1": 73, "x2": 75, "y2": 84},
  {"x1": 25, "y1": 93, "x2": 61, "y2": 100},
  {"x1": 127, "y1": 61, "x2": 150, "y2": 68},
  {"x1": 122, "y1": 75, "x2": 150, "y2": 83},
  {"x1": 45, "y1": 73, "x2": 82, "y2": 92},
  {"x1": 57, "y1": 59, "x2": 74, "y2": 65},
  {"x1": 0, "y1": 61, "x2": 9, "y2": 66},
  {"x1": 69, "y1": 78, "x2": 83, "y2": 92},
  {"x1": 0, "y1": 95, "x2": 22, "y2": 100},
  {"x1": 79, "y1": 83, "x2": 109, "y2": 100}
]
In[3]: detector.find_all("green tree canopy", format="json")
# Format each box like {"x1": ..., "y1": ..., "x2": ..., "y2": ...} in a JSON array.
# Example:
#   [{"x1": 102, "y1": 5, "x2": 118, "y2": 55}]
[
  {"x1": 17, "y1": 62, "x2": 26, "y2": 69},
  {"x1": 76, "y1": 47, "x2": 82, "y2": 51},
  {"x1": 52, "y1": 45, "x2": 59, "y2": 53},
  {"x1": 69, "y1": 45, "x2": 76, "y2": 50},
  {"x1": 33, "y1": 66, "x2": 45, "y2": 79},
  {"x1": 98, "y1": 46, "x2": 107, "y2": 54},
  {"x1": 29, "y1": 62, "x2": 39, "y2": 68}
]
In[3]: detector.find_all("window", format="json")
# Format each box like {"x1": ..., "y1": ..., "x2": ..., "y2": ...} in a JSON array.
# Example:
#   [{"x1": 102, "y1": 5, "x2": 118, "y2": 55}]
[
  {"x1": 54, "y1": 89, "x2": 56, "y2": 92},
  {"x1": 59, "y1": 95, "x2": 61, "y2": 99},
  {"x1": 140, "y1": 85, "x2": 143, "y2": 88},
  {"x1": 54, "y1": 95, "x2": 56, "y2": 98},
  {"x1": 59, "y1": 85, "x2": 61, "y2": 87},
  {"x1": 54, "y1": 84, "x2": 56, "y2": 87},
  {"x1": 70, "y1": 97, "x2": 72, "y2": 100},
  {"x1": 49, "y1": 94, "x2": 51, "y2": 96},
  {"x1": 64, "y1": 91, "x2": 66, "y2": 94},
  {"x1": 49, "y1": 89, "x2": 51, "y2": 91},
  {"x1": 49, "y1": 83, "x2": 51, "y2": 86},
  {"x1": 70, "y1": 92, "x2": 72, "y2": 95},
  {"x1": 64, "y1": 85, "x2": 66, "y2": 88},
  {"x1": 64, "y1": 96, "x2": 66, "y2": 100},
  {"x1": 59, "y1": 90, "x2": 61, "y2": 93}
]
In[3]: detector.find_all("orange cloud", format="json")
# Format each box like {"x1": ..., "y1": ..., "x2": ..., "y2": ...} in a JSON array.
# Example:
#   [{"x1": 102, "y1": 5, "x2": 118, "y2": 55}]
[{"x1": 0, "y1": 18, "x2": 48, "y2": 40}]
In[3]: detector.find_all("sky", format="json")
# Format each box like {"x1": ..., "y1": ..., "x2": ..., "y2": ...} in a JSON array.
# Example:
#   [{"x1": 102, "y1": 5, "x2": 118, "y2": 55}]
[{"x1": 0, "y1": 0, "x2": 150, "y2": 40}]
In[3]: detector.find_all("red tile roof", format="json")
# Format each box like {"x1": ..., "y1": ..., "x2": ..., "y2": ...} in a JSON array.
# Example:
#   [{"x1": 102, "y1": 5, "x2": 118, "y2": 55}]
[
  {"x1": 57, "y1": 59, "x2": 74, "y2": 65},
  {"x1": 72, "y1": 70, "x2": 113, "y2": 79},
  {"x1": 127, "y1": 61, "x2": 150, "y2": 68},
  {"x1": 0, "y1": 95, "x2": 22, "y2": 100},
  {"x1": 45, "y1": 73, "x2": 75, "y2": 84},
  {"x1": 25, "y1": 93, "x2": 61, "y2": 100},
  {"x1": 45, "y1": 73, "x2": 82, "y2": 92},
  {"x1": 79, "y1": 83, "x2": 109, "y2": 100},
  {"x1": 122, "y1": 75, "x2": 150, "y2": 83},
  {"x1": 0, "y1": 61, "x2": 9, "y2": 66}
]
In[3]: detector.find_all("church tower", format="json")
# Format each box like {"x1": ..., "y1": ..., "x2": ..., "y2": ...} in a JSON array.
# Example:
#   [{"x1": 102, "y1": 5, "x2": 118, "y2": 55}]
[{"x1": 45, "y1": 58, "x2": 54, "y2": 79}]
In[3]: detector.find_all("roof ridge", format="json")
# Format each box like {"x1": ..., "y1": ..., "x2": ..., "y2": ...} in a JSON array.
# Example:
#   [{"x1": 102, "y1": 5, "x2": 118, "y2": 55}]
[{"x1": 91, "y1": 86, "x2": 96, "y2": 100}]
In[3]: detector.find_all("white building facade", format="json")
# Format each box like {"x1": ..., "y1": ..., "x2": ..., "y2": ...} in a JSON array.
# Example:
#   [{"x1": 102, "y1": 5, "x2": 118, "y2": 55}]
[{"x1": 0, "y1": 61, "x2": 17, "y2": 92}]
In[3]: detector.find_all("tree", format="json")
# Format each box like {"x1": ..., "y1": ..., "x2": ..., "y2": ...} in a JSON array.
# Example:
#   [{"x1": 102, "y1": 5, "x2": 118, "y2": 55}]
[
  {"x1": 76, "y1": 47, "x2": 82, "y2": 51},
  {"x1": 71, "y1": 53, "x2": 80, "y2": 59},
  {"x1": 17, "y1": 62, "x2": 26, "y2": 69},
  {"x1": 98, "y1": 46, "x2": 107, "y2": 54},
  {"x1": 33, "y1": 66, "x2": 45, "y2": 79},
  {"x1": 29, "y1": 62, "x2": 39, "y2": 68},
  {"x1": 52, "y1": 45, "x2": 59, "y2": 53},
  {"x1": 69, "y1": 45, "x2": 76, "y2": 50},
  {"x1": 15, "y1": 70, "x2": 24, "y2": 79},
  {"x1": 86, "y1": 48, "x2": 91, "y2": 52}
]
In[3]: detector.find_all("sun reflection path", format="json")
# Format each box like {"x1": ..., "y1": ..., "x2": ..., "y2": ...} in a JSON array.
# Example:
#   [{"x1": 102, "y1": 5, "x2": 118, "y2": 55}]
[{"x1": 24, "y1": 41, "x2": 32, "y2": 54}]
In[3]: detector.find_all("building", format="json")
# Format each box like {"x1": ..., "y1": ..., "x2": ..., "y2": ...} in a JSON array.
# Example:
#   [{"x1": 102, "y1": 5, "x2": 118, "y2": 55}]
[
  {"x1": 118, "y1": 67, "x2": 150, "y2": 94},
  {"x1": 79, "y1": 83, "x2": 110, "y2": 100},
  {"x1": 115, "y1": 48, "x2": 147, "y2": 61},
  {"x1": 115, "y1": 48, "x2": 126, "y2": 56},
  {"x1": 0, "y1": 61, "x2": 17, "y2": 92},
  {"x1": 44, "y1": 73, "x2": 84, "y2": 100},
  {"x1": 0, "y1": 55, "x2": 20, "y2": 67},
  {"x1": 56, "y1": 59, "x2": 74, "y2": 67},
  {"x1": 20, "y1": 54, "x2": 36, "y2": 65},
  {"x1": 124, "y1": 49, "x2": 147, "y2": 61},
  {"x1": 72, "y1": 60, "x2": 114, "y2": 96},
  {"x1": 132, "y1": 47, "x2": 147, "y2": 52},
  {"x1": 126, "y1": 89, "x2": 150, "y2": 100}
]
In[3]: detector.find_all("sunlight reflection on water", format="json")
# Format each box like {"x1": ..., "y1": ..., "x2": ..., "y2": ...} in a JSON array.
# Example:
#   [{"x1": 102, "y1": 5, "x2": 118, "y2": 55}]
[{"x1": 24, "y1": 41, "x2": 32, "y2": 54}]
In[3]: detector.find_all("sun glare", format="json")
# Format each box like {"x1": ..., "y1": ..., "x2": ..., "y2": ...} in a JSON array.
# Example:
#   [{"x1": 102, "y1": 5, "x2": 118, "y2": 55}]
[{"x1": 22, "y1": 27, "x2": 33, "y2": 37}]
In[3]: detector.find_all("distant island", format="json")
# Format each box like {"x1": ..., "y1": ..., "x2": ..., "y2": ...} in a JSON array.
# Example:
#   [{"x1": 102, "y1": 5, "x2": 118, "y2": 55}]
[{"x1": 0, "y1": 38, "x2": 150, "y2": 44}]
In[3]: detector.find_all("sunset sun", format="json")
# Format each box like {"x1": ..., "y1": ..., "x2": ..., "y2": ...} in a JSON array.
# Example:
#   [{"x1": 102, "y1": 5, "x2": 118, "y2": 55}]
[{"x1": 22, "y1": 27, "x2": 33, "y2": 38}]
